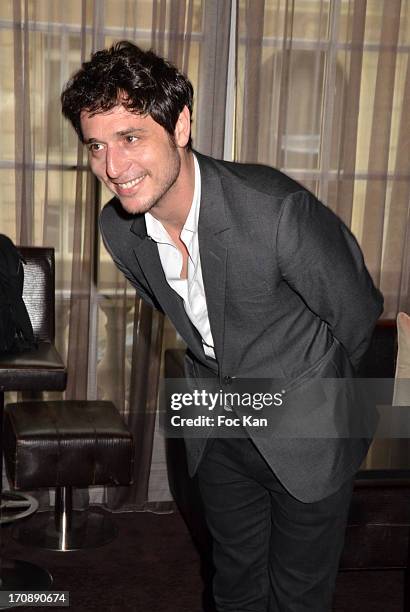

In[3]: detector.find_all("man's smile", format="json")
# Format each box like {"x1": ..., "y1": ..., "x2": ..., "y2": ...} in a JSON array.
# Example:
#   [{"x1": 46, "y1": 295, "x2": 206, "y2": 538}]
[{"x1": 113, "y1": 174, "x2": 147, "y2": 195}]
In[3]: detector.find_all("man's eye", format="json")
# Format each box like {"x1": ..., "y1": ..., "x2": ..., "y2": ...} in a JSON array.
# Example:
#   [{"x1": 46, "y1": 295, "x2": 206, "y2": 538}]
[
  {"x1": 88, "y1": 143, "x2": 104, "y2": 153},
  {"x1": 125, "y1": 135, "x2": 138, "y2": 143}
]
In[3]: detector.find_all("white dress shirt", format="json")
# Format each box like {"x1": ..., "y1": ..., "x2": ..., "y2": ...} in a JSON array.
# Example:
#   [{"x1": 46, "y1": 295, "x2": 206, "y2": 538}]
[{"x1": 145, "y1": 155, "x2": 215, "y2": 358}]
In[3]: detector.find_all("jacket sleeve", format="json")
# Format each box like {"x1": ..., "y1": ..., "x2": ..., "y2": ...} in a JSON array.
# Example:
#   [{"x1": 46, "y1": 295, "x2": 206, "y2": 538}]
[{"x1": 276, "y1": 190, "x2": 384, "y2": 370}]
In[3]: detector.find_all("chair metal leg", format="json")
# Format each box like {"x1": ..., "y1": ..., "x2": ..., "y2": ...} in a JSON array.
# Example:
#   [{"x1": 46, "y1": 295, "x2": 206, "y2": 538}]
[{"x1": 12, "y1": 486, "x2": 118, "y2": 551}]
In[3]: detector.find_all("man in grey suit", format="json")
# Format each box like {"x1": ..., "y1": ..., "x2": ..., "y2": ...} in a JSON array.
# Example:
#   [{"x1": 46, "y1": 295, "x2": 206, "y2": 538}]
[{"x1": 62, "y1": 41, "x2": 383, "y2": 611}]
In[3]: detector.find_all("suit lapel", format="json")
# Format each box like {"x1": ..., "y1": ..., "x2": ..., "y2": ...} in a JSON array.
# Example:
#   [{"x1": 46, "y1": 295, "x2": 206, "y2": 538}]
[
  {"x1": 196, "y1": 153, "x2": 231, "y2": 367},
  {"x1": 128, "y1": 152, "x2": 231, "y2": 368},
  {"x1": 130, "y1": 217, "x2": 204, "y2": 358}
]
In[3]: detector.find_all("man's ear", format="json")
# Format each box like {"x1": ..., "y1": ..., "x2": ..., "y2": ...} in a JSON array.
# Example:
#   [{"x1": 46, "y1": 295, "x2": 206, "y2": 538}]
[{"x1": 174, "y1": 106, "x2": 191, "y2": 148}]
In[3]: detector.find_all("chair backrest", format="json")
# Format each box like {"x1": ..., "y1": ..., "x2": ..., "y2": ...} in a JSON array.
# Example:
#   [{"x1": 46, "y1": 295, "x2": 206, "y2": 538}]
[{"x1": 18, "y1": 247, "x2": 55, "y2": 343}]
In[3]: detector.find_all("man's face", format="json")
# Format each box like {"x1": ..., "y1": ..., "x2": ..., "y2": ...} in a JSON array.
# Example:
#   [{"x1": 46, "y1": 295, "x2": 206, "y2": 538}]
[{"x1": 80, "y1": 105, "x2": 182, "y2": 215}]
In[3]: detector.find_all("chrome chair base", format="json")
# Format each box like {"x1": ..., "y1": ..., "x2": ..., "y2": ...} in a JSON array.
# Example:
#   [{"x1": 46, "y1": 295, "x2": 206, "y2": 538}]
[
  {"x1": 0, "y1": 492, "x2": 38, "y2": 524},
  {"x1": 12, "y1": 509, "x2": 118, "y2": 551}
]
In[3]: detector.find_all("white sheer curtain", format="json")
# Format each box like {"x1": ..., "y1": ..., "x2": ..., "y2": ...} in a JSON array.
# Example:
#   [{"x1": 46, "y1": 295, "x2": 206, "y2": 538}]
[
  {"x1": 1, "y1": 0, "x2": 410, "y2": 500},
  {"x1": 235, "y1": 0, "x2": 410, "y2": 317},
  {"x1": 0, "y1": 0, "x2": 231, "y2": 509}
]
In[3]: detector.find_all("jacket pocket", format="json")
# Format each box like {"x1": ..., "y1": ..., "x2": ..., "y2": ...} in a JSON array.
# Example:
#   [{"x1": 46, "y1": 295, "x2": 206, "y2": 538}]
[{"x1": 284, "y1": 338, "x2": 349, "y2": 395}]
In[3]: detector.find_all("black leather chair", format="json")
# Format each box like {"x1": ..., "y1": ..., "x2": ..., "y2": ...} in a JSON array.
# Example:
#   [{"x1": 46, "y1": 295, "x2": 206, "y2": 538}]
[
  {"x1": 0, "y1": 246, "x2": 67, "y2": 588},
  {"x1": 337, "y1": 320, "x2": 410, "y2": 609},
  {"x1": 0, "y1": 247, "x2": 66, "y2": 394},
  {"x1": 340, "y1": 470, "x2": 410, "y2": 609},
  {"x1": 2, "y1": 248, "x2": 134, "y2": 554},
  {"x1": 4, "y1": 398, "x2": 134, "y2": 551},
  {"x1": 0, "y1": 247, "x2": 67, "y2": 520}
]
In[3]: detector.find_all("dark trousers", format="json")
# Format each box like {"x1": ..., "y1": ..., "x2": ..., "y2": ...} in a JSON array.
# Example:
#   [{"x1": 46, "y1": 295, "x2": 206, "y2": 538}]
[{"x1": 196, "y1": 436, "x2": 354, "y2": 612}]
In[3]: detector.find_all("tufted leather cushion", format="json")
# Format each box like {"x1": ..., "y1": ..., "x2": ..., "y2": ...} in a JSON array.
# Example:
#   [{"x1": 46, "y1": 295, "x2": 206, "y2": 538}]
[
  {"x1": 0, "y1": 342, "x2": 66, "y2": 391},
  {"x1": 0, "y1": 247, "x2": 66, "y2": 392},
  {"x1": 4, "y1": 400, "x2": 134, "y2": 489},
  {"x1": 19, "y1": 247, "x2": 55, "y2": 343}
]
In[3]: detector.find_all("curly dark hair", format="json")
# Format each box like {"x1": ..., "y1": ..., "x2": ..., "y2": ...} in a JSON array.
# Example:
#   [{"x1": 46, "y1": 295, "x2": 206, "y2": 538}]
[{"x1": 61, "y1": 41, "x2": 194, "y2": 148}]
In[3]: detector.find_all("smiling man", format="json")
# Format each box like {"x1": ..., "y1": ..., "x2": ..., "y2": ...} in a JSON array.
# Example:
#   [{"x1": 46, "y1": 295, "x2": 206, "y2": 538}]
[
  {"x1": 82, "y1": 105, "x2": 190, "y2": 216},
  {"x1": 61, "y1": 41, "x2": 383, "y2": 612}
]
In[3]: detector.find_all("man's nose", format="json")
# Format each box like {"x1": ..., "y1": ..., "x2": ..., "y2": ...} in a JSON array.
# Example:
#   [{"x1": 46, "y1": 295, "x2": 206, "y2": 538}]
[{"x1": 106, "y1": 147, "x2": 131, "y2": 180}]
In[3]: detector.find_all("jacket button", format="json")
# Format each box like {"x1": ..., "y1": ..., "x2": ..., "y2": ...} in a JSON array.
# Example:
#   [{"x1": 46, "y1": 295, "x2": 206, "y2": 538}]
[{"x1": 223, "y1": 376, "x2": 232, "y2": 385}]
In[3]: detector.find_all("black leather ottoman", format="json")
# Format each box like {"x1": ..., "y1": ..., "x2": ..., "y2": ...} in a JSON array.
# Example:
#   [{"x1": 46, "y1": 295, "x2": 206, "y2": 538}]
[{"x1": 3, "y1": 400, "x2": 134, "y2": 551}]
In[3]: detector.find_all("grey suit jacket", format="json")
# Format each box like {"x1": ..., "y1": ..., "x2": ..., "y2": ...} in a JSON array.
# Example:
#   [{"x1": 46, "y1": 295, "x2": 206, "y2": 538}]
[{"x1": 100, "y1": 152, "x2": 383, "y2": 502}]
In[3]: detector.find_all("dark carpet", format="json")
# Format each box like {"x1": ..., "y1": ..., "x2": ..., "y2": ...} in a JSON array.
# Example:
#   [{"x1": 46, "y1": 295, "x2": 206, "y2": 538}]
[{"x1": 0, "y1": 509, "x2": 404, "y2": 611}]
